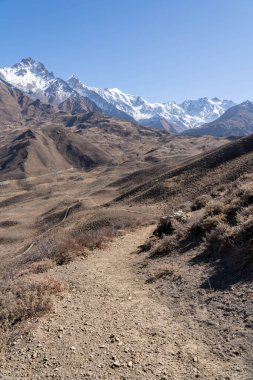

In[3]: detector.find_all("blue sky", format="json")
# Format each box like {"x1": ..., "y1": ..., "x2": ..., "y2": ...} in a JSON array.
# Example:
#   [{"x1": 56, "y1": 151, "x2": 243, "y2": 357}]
[{"x1": 0, "y1": 0, "x2": 253, "y2": 102}]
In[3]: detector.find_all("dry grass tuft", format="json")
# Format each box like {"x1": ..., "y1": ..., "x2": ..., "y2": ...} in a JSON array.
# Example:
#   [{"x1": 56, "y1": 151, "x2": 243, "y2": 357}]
[
  {"x1": 147, "y1": 263, "x2": 182, "y2": 283},
  {"x1": 204, "y1": 200, "x2": 225, "y2": 216},
  {"x1": 15, "y1": 259, "x2": 54, "y2": 277},
  {"x1": 0, "y1": 274, "x2": 65, "y2": 327},
  {"x1": 149, "y1": 235, "x2": 178, "y2": 259}
]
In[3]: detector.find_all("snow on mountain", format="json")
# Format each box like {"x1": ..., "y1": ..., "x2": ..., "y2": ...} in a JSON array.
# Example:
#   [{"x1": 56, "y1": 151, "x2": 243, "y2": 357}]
[
  {"x1": 180, "y1": 98, "x2": 236, "y2": 125},
  {"x1": 0, "y1": 58, "x2": 236, "y2": 130},
  {"x1": 0, "y1": 58, "x2": 133, "y2": 122},
  {"x1": 67, "y1": 76, "x2": 134, "y2": 122},
  {"x1": 67, "y1": 76, "x2": 236, "y2": 129},
  {"x1": 0, "y1": 57, "x2": 74, "y2": 105}
]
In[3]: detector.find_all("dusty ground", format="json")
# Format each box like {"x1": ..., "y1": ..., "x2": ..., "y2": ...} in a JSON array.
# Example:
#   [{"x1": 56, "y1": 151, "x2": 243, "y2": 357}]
[
  {"x1": 1, "y1": 226, "x2": 252, "y2": 380},
  {"x1": 0, "y1": 132, "x2": 252, "y2": 380}
]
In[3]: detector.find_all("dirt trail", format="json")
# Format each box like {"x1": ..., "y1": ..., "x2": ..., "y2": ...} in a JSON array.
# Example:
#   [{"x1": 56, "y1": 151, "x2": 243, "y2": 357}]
[{"x1": 2, "y1": 226, "x2": 251, "y2": 379}]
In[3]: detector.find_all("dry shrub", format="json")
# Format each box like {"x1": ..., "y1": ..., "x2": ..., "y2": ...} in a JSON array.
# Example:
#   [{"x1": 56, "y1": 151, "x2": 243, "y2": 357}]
[
  {"x1": 53, "y1": 236, "x2": 84, "y2": 264},
  {"x1": 75, "y1": 226, "x2": 116, "y2": 249},
  {"x1": 231, "y1": 219, "x2": 253, "y2": 252},
  {"x1": 21, "y1": 234, "x2": 84, "y2": 268},
  {"x1": 205, "y1": 223, "x2": 232, "y2": 253},
  {"x1": 240, "y1": 187, "x2": 253, "y2": 206},
  {"x1": 147, "y1": 263, "x2": 181, "y2": 283},
  {"x1": 149, "y1": 235, "x2": 178, "y2": 259},
  {"x1": 15, "y1": 259, "x2": 54, "y2": 277},
  {"x1": 191, "y1": 214, "x2": 226, "y2": 237},
  {"x1": 0, "y1": 275, "x2": 65, "y2": 327},
  {"x1": 236, "y1": 205, "x2": 253, "y2": 223},
  {"x1": 153, "y1": 217, "x2": 174, "y2": 238},
  {"x1": 149, "y1": 213, "x2": 189, "y2": 259},
  {"x1": 191, "y1": 194, "x2": 212, "y2": 211},
  {"x1": 205, "y1": 200, "x2": 225, "y2": 216},
  {"x1": 203, "y1": 219, "x2": 253, "y2": 280}
]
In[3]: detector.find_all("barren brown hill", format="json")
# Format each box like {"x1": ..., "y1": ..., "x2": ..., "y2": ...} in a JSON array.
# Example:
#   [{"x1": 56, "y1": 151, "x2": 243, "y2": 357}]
[
  {"x1": 0, "y1": 79, "x2": 60, "y2": 127},
  {"x1": 0, "y1": 78, "x2": 103, "y2": 131},
  {"x1": 140, "y1": 115, "x2": 185, "y2": 133},
  {"x1": 58, "y1": 95, "x2": 101, "y2": 114},
  {"x1": 0, "y1": 125, "x2": 115, "y2": 179},
  {"x1": 0, "y1": 128, "x2": 71, "y2": 179},
  {"x1": 113, "y1": 133, "x2": 253, "y2": 204},
  {"x1": 0, "y1": 106, "x2": 230, "y2": 181}
]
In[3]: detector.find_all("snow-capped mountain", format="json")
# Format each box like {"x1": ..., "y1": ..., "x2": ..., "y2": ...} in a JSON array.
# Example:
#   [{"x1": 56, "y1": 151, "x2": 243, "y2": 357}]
[
  {"x1": 67, "y1": 76, "x2": 235, "y2": 129},
  {"x1": 0, "y1": 58, "x2": 236, "y2": 130},
  {"x1": 184, "y1": 100, "x2": 253, "y2": 137},
  {"x1": 0, "y1": 58, "x2": 133, "y2": 122},
  {"x1": 0, "y1": 57, "x2": 73, "y2": 105}
]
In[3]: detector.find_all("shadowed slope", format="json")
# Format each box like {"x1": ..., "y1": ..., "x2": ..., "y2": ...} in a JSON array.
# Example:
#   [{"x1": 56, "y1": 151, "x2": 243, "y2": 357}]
[{"x1": 113, "y1": 134, "x2": 253, "y2": 204}]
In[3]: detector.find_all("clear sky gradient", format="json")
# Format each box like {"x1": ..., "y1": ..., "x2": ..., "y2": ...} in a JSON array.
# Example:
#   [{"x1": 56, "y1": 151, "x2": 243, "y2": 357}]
[{"x1": 0, "y1": 0, "x2": 253, "y2": 102}]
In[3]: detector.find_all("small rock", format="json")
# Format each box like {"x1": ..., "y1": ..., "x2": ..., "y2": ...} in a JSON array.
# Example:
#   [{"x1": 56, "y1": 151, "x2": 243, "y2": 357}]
[
  {"x1": 111, "y1": 360, "x2": 121, "y2": 368},
  {"x1": 193, "y1": 356, "x2": 198, "y2": 363},
  {"x1": 58, "y1": 326, "x2": 64, "y2": 331},
  {"x1": 127, "y1": 361, "x2": 133, "y2": 368},
  {"x1": 70, "y1": 346, "x2": 76, "y2": 351}
]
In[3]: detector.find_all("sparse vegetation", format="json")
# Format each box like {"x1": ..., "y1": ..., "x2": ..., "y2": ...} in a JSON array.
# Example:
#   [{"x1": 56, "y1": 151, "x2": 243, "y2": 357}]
[
  {"x1": 0, "y1": 274, "x2": 65, "y2": 328},
  {"x1": 0, "y1": 208, "x2": 150, "y2": 350},
  {"x1": 143, "y1": 175, "x2": 253, "y2": 289},
  {"x1": 73, "y1": 212, "x2": 148, "y2": 249}
]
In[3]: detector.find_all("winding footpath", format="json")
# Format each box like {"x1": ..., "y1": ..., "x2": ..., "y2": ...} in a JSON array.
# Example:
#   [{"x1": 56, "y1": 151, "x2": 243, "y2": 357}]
[{"x1": 2, "y1": 226, "x2": 250, "y2": 379}]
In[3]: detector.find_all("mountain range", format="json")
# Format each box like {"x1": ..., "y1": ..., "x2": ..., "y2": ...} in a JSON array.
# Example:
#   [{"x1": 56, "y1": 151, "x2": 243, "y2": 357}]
[
  {"x1": 0, "y1": 58, "x2": 236, "y2": 132},
  {"x1": 184, "y1": 101, "x2": 253, "y2": 137}
]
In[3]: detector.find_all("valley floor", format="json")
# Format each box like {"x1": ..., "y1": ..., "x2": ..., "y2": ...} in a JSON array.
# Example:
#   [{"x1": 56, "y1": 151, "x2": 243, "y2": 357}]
[{"x1": 1, "y1": 226, "x2": 252, "y2": 380}]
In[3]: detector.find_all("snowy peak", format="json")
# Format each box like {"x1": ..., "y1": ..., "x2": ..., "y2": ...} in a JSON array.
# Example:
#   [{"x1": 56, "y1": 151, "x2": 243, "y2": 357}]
[
  {"x1": 67, "y1": 75, "x2": 83, "y2": 88},
  {"x1": 68, "y1": 78, "x2": 236, "y2": 129},
  {"x1": 180, "y1": 97, "x2": 236, "y2": 124},
  {"x1": 0, "y1": 58, "x2": 237, "y2": 130},
  {"x1": 0, "y1": 58, "x2": 74, "y2": 105},
  {"x1": 13, "y1": 57, "x2": 53, "y2": 76}
]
